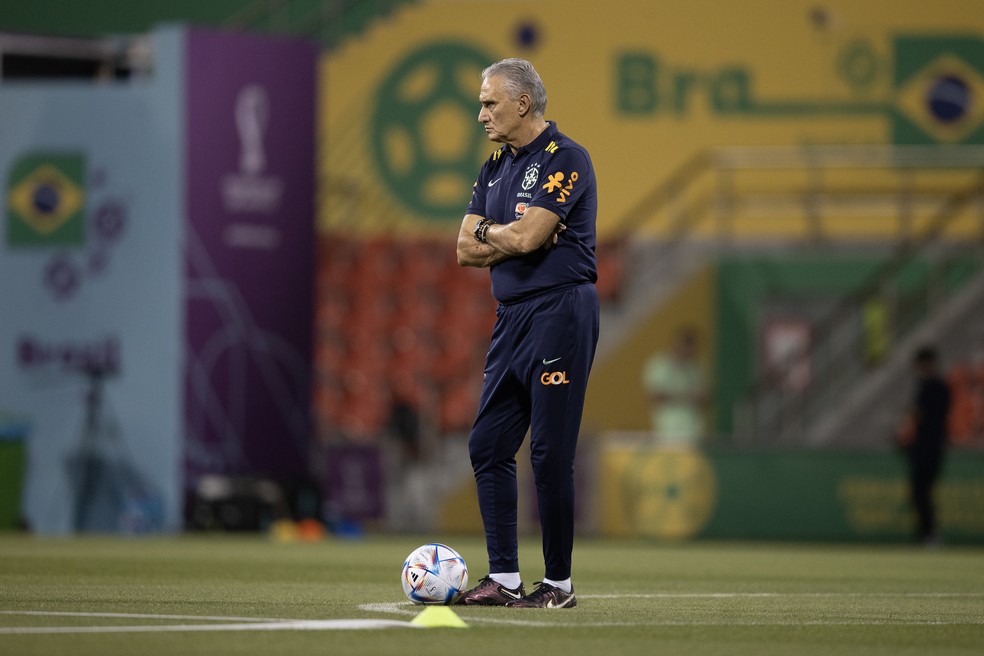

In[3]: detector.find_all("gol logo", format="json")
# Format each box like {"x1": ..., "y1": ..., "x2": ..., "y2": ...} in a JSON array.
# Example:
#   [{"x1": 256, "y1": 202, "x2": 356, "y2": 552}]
[{"x1": 540, "y1": 371, "x2": 570, "y2": 386}]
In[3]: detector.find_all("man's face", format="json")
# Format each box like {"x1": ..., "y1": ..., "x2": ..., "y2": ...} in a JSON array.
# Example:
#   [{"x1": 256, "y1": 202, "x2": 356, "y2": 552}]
[{"x1": 478, "y1": 75, "x2": 523, "y2": 145}]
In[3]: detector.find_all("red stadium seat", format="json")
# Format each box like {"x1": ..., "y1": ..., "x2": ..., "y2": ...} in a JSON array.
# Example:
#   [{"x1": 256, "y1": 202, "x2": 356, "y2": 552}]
[
  {"x1": 313, "y1": 233, "x2": 507, "y2": 440},
  {"x1": 439, "y1": 375, "x2": 481, "y2": 434},
  {"x1": 594, "y1": 239, "x2": 625, "y2": 302}
]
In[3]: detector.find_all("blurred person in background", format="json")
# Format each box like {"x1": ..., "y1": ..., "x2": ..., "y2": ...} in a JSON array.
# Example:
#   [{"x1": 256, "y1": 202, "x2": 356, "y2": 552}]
[
  {"x1": 897, "y1": 345, "x2": 952, "y2": 546},
  {"x1": 642, "y1": 325, "x2": 707, "y2": 449}
]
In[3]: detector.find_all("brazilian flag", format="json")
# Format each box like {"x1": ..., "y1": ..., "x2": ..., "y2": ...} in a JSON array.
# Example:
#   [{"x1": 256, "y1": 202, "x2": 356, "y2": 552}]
[
  {"x1": 6, "y1": 153, "x2": 86, "y2": 247},
  {"x1": 892, "y1": 36, "x2": 984, "y2": 145}
]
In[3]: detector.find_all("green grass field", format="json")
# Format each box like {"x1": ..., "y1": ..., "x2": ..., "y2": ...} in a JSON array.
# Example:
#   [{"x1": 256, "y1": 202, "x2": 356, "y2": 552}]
[{"x1": 1, "y1": 533, "x2": 982, "y2": 655}]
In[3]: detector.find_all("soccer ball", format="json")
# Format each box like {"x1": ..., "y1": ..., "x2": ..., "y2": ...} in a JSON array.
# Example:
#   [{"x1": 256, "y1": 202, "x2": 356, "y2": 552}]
[{"x1": 401, "y1": 543, "x2": 469, "y2": 605}]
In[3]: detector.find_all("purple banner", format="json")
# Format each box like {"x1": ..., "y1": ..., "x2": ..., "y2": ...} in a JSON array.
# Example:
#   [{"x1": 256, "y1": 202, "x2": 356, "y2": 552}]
[
  {"x1": 323, "y1": 445, "x2": 385, "y2": 521},
  {"x1": 183, "y1": 28, "x2": 317, "y2": 486}
]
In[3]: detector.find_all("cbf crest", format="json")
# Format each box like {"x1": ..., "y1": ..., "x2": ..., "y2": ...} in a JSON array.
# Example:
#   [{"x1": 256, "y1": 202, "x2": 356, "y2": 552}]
[{"x1": 521, "y1": 162, "x2": 540, "y2": 191}]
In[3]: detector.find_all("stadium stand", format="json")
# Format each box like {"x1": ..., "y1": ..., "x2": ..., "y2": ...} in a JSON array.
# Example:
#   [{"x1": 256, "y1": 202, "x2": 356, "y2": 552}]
[
  {"x1": 313, "y1": 233, "x2": 625, "y2": 441},
  {"x1": 948, "y1": 360, "x2": 984, "y2": 446}
]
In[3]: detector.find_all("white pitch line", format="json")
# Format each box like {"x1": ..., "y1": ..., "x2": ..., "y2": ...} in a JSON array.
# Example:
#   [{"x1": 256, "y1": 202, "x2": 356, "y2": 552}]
[
  {"x1": 359, "y1": 602, "x2": 417, "y2": 617},
  {"x1": 580, "y1": 592, "x2": 984, "y2": 599},
  {"x1": 0, "y1": 619, "x2": 417, "y2": 635},
  {"x1": 362, "y1": 604, "x2": 984, "y2": 629},
  {"x1": 0, "y1": 610, "x2": 286, "y2": 622},
  {"x1": 358, "y1": 594, "x2": 984, "y2": 629},
  {"x1": 7, "y1": 591, "x2": 984, "y2": 635}
]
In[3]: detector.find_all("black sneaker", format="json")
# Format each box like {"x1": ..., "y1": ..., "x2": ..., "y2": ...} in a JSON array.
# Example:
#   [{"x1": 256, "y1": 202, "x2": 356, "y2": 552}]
[
  {"x1": 506, "y1": 581, "x2": 577, "y2": 609},
  {"x1": 456, "y1": 576, "x2": 526, "y2": 606}
]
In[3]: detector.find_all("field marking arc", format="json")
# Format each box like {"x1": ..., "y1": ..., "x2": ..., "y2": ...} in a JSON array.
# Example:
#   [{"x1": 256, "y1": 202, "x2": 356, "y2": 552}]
[
  {"x1": 362, "y1": 592, "x2": 984, "y2": 628},
  {"x1": 4, "y1": 591, "x2": 984, "y2": 634}
]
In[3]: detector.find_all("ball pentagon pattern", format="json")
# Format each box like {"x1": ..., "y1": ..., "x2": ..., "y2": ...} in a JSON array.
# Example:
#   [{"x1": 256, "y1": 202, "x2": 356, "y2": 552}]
[{"x1": 401, "y1": 543, "x2": 468, "y2": 605}]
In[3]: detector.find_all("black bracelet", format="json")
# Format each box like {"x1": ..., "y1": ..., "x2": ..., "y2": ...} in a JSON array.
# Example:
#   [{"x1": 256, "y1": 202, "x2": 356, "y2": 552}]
[
  {"x1": 473, "y1": 218, "x2": 489, "y2": 241},
  {"x1": 477, "y1": 220, "x2": 492, "y2": 243},
  {"x1": 474, "y1": 218, "x2": 494, "y2": 243}
]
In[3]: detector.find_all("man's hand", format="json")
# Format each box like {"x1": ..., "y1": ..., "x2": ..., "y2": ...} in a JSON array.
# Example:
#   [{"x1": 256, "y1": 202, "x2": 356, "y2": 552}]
[
  {"x1": 457, "y1": 207, "x2": 565, "y2": 268},
  {"x1": 484, "y1": 205, "x2": 563, "y2": 256},
  {"x1": 542, "y1": 222, "x2": 566, "y2": 250},
  {"x1": 457, "y1": 214, "x2": 510, "y2": 268}
]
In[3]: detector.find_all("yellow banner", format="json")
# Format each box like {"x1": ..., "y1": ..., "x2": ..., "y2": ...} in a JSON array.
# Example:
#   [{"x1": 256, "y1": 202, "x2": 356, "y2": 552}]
[{"x1": 320, "y1": 0, "x2": 984, "y2": 236}]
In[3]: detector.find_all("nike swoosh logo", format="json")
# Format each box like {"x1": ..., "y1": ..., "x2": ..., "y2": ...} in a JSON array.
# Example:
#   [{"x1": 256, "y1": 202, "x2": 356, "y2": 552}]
[
  {"x1": 542, "y1": 357, "x2": 562, "y2": 365},
  {"x1": 488, "y1": 178, "x2": 501, "y2": 187}
]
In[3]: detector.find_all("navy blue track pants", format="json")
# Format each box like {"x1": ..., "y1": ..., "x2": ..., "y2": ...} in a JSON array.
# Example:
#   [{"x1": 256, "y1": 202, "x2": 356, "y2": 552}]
[{"x1": 468, "y1": 283, "x2": 599, "y2": 581}]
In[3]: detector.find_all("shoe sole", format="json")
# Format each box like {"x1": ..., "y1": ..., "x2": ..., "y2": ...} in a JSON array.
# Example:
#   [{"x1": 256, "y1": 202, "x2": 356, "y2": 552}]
[
  {"x1": 458, "y1": 599, "x2": 513, "y2": 606},
  {"x1": 508, "y1": 595, "x2": 577, "y2": 609}
]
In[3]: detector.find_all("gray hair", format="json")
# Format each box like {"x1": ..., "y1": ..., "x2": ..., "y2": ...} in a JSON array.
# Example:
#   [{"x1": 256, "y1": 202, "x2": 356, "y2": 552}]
[{"x1": 481, "y1": 58, "x2": 547, "y2": 118}]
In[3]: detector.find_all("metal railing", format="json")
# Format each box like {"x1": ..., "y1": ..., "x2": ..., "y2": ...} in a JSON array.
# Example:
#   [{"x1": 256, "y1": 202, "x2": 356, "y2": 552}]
[
  {"x1": 733, "y1": 172, "x2": 984, "y2": 445},
  {"x1": 613, "y1": 145, "x2": 984, "y2": 241},
  {"x1": 607, "y1": 145, "x2": 984, "y2": 446}
]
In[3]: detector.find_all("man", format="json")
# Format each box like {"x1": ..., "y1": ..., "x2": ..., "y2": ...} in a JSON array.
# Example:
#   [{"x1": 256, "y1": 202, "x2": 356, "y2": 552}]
[
  {"x1": 902, "y1": 346, "x2": 951, "y2": 545},
  {"x1": 455, "y1": 58, "x2": 599, "y2": 609}
]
